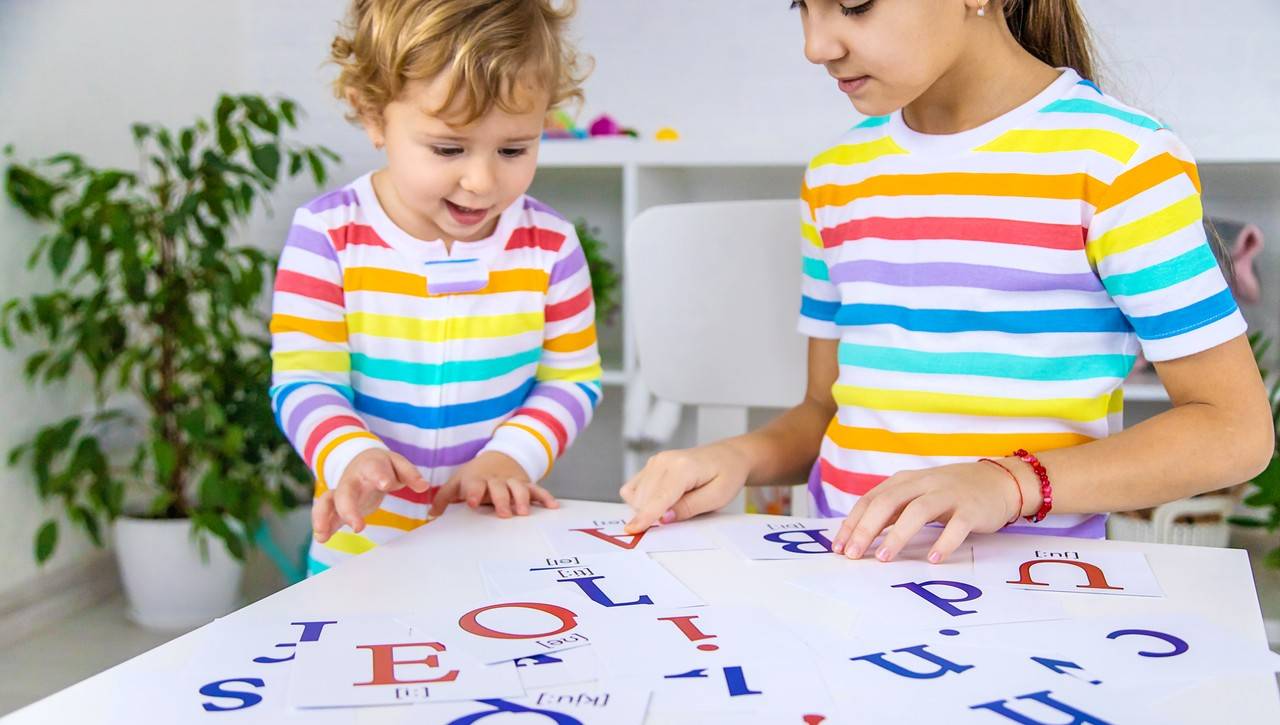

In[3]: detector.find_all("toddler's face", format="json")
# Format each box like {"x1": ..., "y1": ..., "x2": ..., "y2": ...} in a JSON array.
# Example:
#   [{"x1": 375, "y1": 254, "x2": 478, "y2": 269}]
[
  {"x1": 795, "y1": 0, "x2": 970, "y2": 117},
  {"x1": 366, "y1": 73, "x2": 547, "y2": 244}
]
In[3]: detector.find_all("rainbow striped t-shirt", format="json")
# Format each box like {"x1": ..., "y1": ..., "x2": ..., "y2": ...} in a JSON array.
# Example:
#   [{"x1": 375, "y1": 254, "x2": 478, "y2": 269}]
[
  {"x1": 798, "y1": 68, "x2": 1245, "y2": 537},
  {"x1": 271, "y1": 173, "x2": 602, "y2": 573}
]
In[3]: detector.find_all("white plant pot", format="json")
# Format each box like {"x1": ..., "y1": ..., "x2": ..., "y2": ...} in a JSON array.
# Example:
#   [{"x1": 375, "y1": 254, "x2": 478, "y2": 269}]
[
  {"x1": 1106, "y1": 496, "x2": 1236, "y2": 548},
  {"x1": 114, "y1": 516, "x2": 244, "y2": 630}
]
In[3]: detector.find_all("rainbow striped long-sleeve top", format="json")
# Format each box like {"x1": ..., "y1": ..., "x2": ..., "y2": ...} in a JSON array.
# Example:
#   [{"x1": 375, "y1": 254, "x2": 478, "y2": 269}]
[
  {"x1": 270, "y1": 173, "x2": 602, "y2": 572},
  {"x1": 799, "y1": 68, "x2": 1245, "y2": 537}
]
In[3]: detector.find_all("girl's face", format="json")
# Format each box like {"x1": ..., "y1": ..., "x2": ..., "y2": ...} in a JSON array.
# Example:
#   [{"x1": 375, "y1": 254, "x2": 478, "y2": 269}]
[
  {"x1": 362, "y1": 74, "x2": 546, "y2": 244},
  {"x1": 794, "y1": 0, "x2": 977, "y2": 117}
]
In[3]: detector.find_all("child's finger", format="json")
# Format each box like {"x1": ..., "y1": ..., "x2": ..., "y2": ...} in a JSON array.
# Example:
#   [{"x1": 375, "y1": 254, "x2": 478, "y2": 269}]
[
  {"x1": 667, "y1": 480, "x2": 728, "y2": 523},
  {"x1": 831, "y1": 499, "x2": 867, "y2": 555},
  {"x1": 926, "y1": 520, "x2": 972, "y2": 566},
  {"x1": 462, "y1": 476, "x2": 487, "y2": 508},
  {"x1": 487, "y1": 478, "x2": 513, "y2": 518},
  {"x1": 334, "y1": 484, "x2": 367, "y2": 533},
  {"x1": 624, "y1": 465, "x2": 683, "y2": 534},
  {"x1": 843, "y1": 487, "x2": 915, "y2": 560},
  {"x1": 508, "y1": 479, "x2": 531, "y2": 516},
  {"x1": 928, "y1": 516, "x2": 973, "y2": 565},
  {"x1": 428, "y1": 480, "x2": 458, "y2": 518},
  {"x1": 388, "y1": 451, "x2": 429, "y2": 492},
  {"x1": 325, "y1": 506, "x2": 343, "y2": 539},
  {"x1": 529, "y1": 482, "x2": 559, "y2": 509},
  {"x1": 312, "y1": 491, "x2": 337, "y2": 543},
  {"x1": 367, "y1": 455, "x2": 399, "y2": 492},
  {"x1": 619, "y1": 476, "x2": 638, "y2": 506},
  {"x1": 875, "y1": 495, "x2": 947, "y2": 562}
]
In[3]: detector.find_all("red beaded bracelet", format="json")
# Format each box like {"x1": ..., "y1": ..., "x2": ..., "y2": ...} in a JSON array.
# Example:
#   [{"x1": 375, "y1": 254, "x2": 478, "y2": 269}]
[{"x1": 1011, "y1": 449, "x2": 1052, "y2": 523}]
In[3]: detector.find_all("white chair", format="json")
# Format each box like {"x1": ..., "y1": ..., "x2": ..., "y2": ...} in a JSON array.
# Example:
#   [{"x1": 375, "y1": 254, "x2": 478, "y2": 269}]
[{"x1": 626, "y1": 200, "x2": 811, "y2": 514}]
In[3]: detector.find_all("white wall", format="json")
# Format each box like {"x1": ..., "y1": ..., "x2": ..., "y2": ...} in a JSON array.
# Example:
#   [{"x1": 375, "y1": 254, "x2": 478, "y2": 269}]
[
  {"x1": 1082, "y1": 0, "x2": 1280, "y2": 160},
  {"x1": 1, "y1": 0, "x2": 1277, "y2": 600},
  {"x1": 235, "y1": 0, "x2": 858, "y2": 201},
  {"x1": 239, "y1": 0, "x2": 1280, "y2": 158},
  {"x1": 0, "y1": 0, "x2": 248, "y2": 596},
  {"x1": 569, "y1": 1, "x2": 854, "y2": 152},
  {"x1": 238, "y1": 0, "x2": 1280, "y2": 205}
]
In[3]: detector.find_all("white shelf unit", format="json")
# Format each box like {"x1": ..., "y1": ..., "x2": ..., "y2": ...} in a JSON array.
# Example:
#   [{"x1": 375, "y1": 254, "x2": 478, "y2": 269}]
[
  {"x1": 531, "y1": 140, "x2": 1280, "y2": 489},
  {"x1": 531, "y1": 140, "x2": 818, "y2": 485}
]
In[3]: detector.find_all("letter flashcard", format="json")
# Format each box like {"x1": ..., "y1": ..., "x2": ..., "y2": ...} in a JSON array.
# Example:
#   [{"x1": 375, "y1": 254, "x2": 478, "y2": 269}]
[{"x1": 972, "y1": 541, "x2": 1163, "y2": 598}]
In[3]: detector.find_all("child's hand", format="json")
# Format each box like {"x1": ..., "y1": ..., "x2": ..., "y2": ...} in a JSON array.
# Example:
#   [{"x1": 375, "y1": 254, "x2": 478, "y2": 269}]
[
  {"x1": 428, "y1": 451, "x2": 558, "y2": 518},
  {"x1": 831, "y1": 461, "x2": 1027, "y2": 565},
  {"x1": 312, "y1": 448, "x2": 429, "y2": 543},
  {"x1": 620, "y1": 441, "x2": 751, "y2": 534}
]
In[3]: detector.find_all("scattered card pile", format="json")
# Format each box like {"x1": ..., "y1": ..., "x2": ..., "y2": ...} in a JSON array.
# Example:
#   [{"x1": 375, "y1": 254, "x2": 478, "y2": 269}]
[{"x1": 178, "y1": 514, "x2": 1280, "y2": 723}]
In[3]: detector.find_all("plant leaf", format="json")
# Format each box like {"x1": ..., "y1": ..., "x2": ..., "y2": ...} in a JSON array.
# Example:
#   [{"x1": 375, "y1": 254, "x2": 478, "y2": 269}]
[
  {"x1": 250, "y1": 144, "x2": 280, "y2": 183},
  {"x1": 70, "y1": 505, "x2": 104, "y2": 547},
  {"x1": 242, "y1": 95, "x2": 279, "y2": 135},
  {"x1": 5, "y1": 164, "x2": 62, "y2": 220},
  {"x1": 35, "y1": 520, "x2": 58, "y2": 563},
  {"x1": 278, "y1": 98, "x2": 298, "y2": 127},
  {"x1": 305, "y1": 149, "x2": 326, "y2": 186},
  {"x1": 1266, "y1": 547, "x2": 1280, "y2": 569},
  {"x1": 153, "y1": 438, "x2": 177, "y2": 484}
]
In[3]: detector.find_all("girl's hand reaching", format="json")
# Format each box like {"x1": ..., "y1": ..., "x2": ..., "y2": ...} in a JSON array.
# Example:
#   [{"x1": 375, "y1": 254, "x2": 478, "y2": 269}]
[
  {"x1": 831, "y1": 460, "x2": 1029, "y2": 565},
  {"x1": 620, "y1": 441, "x2": 752, "y2": 534}
]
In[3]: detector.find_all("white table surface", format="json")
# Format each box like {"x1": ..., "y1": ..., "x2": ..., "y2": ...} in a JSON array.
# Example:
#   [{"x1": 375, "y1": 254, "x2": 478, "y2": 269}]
[{"x1": 6, "y1": 499, "x2": 1278, "y2": 723}]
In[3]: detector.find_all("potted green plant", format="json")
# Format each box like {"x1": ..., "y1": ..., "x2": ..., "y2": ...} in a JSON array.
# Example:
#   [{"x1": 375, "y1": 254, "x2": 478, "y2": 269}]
[
  {"x1": 2, "y1": 94, "x2": 333, "y2": 629},
  {"x1": 574, "y1": 218, "x2": 620, "y2": 325}
]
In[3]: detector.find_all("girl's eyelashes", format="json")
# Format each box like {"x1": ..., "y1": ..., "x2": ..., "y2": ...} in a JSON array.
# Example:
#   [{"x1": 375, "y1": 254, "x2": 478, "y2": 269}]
[
  {"x1": 841, "y1": 0, "x2": 875, "y2": 16},
  {"x1": 790, "y1": 0, "x2": 875, "y2": 15},
  {"x1": 429, "y1": 146, "x2": 529, "y2": 159}
]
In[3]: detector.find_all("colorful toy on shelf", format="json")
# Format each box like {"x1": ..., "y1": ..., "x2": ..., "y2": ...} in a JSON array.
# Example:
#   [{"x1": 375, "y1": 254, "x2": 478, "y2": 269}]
[
  {"x1": 543, "y1": 110, "x2": 639, "y2": 140},
  {"x1": 542, "y1": 108, "x2": 588, "y2": 139},
  {"x1": 588, "y1": 114, "x2": 622, "y2": 136},
  {"x1": 654, "y1": 126, "x2": 680, "y2": 141},
  {"x1": 587, "y1": 114, "x2": 639, "y2": 138}
]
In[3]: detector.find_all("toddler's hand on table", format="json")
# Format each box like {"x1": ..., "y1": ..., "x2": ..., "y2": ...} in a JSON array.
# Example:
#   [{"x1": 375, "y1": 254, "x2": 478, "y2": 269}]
[{"x1": 428, "y1": 451, "x2": 558, "y2": 518}]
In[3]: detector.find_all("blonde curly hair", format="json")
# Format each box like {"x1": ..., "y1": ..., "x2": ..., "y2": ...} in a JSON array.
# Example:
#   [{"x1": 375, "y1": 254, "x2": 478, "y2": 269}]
[{"x1": 331, "y1": 0, "x2": 587, "y2": 126}]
